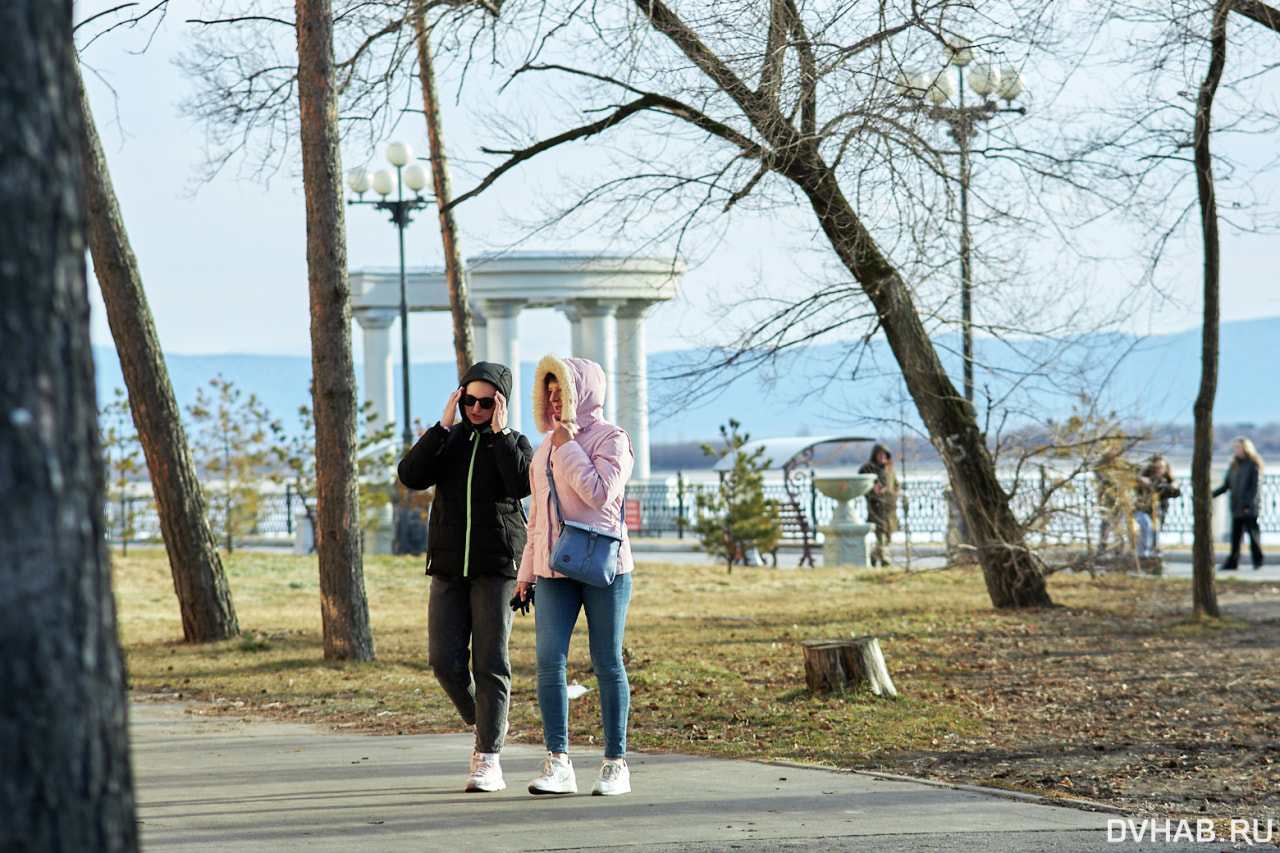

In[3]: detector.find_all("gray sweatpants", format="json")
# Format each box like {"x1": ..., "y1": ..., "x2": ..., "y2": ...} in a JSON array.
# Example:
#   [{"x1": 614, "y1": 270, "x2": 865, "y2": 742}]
[{"x1": 427, "y1": 574, "x2": 517, "y2": 754}]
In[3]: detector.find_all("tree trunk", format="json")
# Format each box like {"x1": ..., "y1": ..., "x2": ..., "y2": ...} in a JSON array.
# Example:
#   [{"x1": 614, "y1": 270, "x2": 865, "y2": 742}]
[
  {"x1": 791, "y1": 157, "x2": 1052, "y2": 608},
  {"x1": 0, "y1": 2, "x2": 138, "y2": 847},
  {"x1": 296, "y1": 0, "x2": 375, "y2": 661},
  {"x1": 414, "y1": 10, "x2": 475, "y2": 380},
  {"x1": 76, "y1": 64, "x2": 239, "y2": 643},
  {"x1": 1191, "y1": 1, "x2": 1230, "y2": 619}
]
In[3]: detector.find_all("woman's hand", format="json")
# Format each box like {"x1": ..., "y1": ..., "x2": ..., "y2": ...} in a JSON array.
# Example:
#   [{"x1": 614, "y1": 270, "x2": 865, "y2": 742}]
[
  {"x1": 441, "y1": 387, "x2": 462, "y2": 429},
  {"x1": 492, "y1": 391, "x2": 508, "y2": 432},
  {"x1": 515, "y1": 580, "x2": 534, "y2": 602},
  {"x1": 551, "y1": 419, "x2": 578, "y2": 448}
]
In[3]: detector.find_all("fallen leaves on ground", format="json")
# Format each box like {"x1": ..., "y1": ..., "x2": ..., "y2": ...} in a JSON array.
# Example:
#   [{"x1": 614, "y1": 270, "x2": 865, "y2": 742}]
[{"x1": 886, "y1": 580, "x2": 1280, "y2": 825}]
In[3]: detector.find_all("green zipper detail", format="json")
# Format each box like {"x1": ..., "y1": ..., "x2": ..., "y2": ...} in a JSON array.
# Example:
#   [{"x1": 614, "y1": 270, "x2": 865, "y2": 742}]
[{"x1": 463, "y1": 431, "x2": 480, "y2": 577}]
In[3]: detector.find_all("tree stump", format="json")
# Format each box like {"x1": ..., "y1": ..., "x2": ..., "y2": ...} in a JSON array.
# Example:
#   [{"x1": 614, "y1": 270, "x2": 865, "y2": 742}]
[{"x1": 801, "y1": 637, "x2": 898, "y2": 698}]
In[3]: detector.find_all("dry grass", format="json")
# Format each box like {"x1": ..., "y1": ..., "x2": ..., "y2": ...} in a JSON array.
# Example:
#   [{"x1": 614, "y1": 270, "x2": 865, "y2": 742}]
[
  {"x1": 114, "y1": 547, "x2": 1280, "y2": 820},
  {"x1": 117, "y1": 549, "x2": 1002, "y2": 758}
]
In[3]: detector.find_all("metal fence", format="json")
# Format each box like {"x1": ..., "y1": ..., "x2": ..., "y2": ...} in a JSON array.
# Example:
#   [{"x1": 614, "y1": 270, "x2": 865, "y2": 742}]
[
  {"x1": 620, "y1": 473, "x2": 1279, "y2": 544},
  {"x1": 104, "y1": 487, "x2": 303, "y2": 545},
  {"x1": 104, "y1": 473, "x2": 1279, "y2": 547}
]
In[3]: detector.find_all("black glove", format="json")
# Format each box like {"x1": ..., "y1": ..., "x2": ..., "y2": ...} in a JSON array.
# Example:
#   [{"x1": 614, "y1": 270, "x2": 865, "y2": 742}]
[{"x1": 509, "y1": 587, "x2": 534, "y2": 615}]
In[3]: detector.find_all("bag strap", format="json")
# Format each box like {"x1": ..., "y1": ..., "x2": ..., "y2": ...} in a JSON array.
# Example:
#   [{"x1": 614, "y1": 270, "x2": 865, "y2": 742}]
[
  {"x1": 546, "y1": 454, "x2": 565, "y2": 532},
  {"x1": 546, "y1": 449, "x2": 622, "y2": 539}
]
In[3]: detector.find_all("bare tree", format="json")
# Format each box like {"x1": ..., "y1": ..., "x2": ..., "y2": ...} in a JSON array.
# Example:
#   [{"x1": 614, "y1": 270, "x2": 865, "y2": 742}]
[
  {"x1": 1190, "y1": 0, "x2": 1279, "y2": 617},
  {"x1": 1190, "y1": 0, "x2": 1232, "y2": 619},
  {"x1": 1078, "y1": 0, "x2": 1280, "y2": 616},
  {"x1": 296, "y1": 0, "x2": 375, "y2": 660},
  {"x1": 77, "y1": 61, "x2": 240, "y2": 642},
  {"x1": 0, "y1": 0, "x2": 137, "y2": 847},
  {"x1": 446, "y1": 0, "x2": 1060, "y2": 607}
]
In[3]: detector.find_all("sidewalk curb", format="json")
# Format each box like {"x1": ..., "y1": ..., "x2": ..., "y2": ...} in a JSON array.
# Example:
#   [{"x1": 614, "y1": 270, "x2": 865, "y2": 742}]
[{"x1": 757, "y1": 759, "x2": 1129, "y2": 815}]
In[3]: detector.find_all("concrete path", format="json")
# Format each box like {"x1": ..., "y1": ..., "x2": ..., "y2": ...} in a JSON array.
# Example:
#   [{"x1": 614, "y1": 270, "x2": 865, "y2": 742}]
[
  {"x1": 131, "y1": 698, "x2": 1221, "y2": 853},
  {"x1": 632, "y1": 539, "x2": 1280, "y2": 583}
]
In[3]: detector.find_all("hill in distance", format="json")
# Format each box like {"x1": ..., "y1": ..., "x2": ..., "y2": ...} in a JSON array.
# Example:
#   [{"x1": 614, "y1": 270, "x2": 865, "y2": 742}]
[{"x1": 92, "y1": 316, "x2": 1280, "y2": 458}]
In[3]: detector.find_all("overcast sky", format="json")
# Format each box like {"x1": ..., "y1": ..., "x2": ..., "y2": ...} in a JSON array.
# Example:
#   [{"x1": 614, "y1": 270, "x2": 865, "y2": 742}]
[{"x1": 75, "y1": 2, "x2": 1280, "y2": 364}]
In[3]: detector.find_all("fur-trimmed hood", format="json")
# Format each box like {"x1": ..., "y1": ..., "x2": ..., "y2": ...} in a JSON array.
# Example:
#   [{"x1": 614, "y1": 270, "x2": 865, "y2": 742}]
[{"x1": 531, "y1": 353, "x2": 607, "y2": 434}]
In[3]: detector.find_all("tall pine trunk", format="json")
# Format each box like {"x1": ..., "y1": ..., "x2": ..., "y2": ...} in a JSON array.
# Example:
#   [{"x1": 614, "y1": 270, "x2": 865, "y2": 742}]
[
  {"x1": 414, "y1": 10, "x2": 475, "y2": 379},
  {"x1": 0, "y1": 1, "x2": 137, "y2": 847},
  {"x1": 77, "y1": 64, "x2": 239, "y2": 642},
  {"x1": 296, "y1": 0, "x2": 375, "y2": 660}
]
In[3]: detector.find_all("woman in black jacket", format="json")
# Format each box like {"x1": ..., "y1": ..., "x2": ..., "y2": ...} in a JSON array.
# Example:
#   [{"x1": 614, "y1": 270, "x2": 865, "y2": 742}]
[
  {"x1": 398, "y1": 361, "x2": 534, "y2": 792},
  {"x1": 1213, "y1": 437, "x2": 1265, "y2": 571}
]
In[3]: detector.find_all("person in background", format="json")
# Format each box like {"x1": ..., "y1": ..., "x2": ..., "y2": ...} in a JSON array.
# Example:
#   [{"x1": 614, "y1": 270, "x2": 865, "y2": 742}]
[
  {"x1": 859, "y1": 443, "x2": 899, "y2": 567},
  {"x1": 1213, "y1": 437, "x2": 1265, "y2": 571},
  {"x1": 397, "y1": 362, "x2": 534, "y2": 793},
  {"x1": 1135, "y1": 453, "x2": 1181, "y2": 558},
  {"x1": 1094, "y1": 449, "x2": 1137, "y2": 559},
  {"x1": 514, "y1": 354, "x2": 635, "y2": 797}
]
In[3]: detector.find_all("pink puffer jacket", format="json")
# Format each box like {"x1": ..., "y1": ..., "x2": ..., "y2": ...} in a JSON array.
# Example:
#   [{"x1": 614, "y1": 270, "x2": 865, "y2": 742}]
[{"x1": 518, "y1": 354, "x2": 634, "y2": 584}]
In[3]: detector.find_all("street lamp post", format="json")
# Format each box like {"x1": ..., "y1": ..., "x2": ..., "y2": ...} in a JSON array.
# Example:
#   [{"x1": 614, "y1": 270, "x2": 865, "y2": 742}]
[
  {"x1": 347, "y1": 141, "x2": 432, "y2": 555},
  {"x1": 896, "y1": 40, "x2": 1027, "y2": 407}
]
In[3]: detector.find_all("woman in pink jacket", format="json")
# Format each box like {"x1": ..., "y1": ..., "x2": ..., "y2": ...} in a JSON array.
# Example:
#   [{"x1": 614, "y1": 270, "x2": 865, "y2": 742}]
[{"x1": 514, "y1": 354, "x2": 635, "y2": 797}]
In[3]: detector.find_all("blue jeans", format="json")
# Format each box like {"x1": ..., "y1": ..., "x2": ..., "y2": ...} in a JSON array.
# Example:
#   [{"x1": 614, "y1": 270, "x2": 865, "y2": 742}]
[
  {"x1": 1134, "y1": 511, "x2": 1155, "y2": 557},
  {"x1": 534, "y1": 573, "x2": 632, "y2": 759}
]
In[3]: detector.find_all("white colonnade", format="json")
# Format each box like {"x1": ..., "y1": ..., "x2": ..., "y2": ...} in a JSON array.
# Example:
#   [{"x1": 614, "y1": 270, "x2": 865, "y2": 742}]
[
  {"x1": 356, "y1": 308, "x2": 397, "y2": 440},
  {"x1": 351, "y1": 253, "x2": 681, "y2": 480}
]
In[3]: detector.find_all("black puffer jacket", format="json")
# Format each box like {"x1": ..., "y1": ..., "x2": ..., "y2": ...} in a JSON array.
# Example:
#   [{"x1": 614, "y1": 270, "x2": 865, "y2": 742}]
[
  {"x1": 397, "y1": 362, "x2": 534, "y2": 579},
  {"x1": 1213, "y1": 459, "x2": 1261, "y2": 519}
]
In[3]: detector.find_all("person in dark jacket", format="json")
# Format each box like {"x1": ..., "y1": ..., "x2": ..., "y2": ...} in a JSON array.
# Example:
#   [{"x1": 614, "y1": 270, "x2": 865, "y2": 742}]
[
  {"x1": 1213, "y1": 437, "x2": 1265, "y2": 571},
  {"x1": 859, "y1": 443, "x2": 899, "y2": 567},
  {"x1": 398, "y1": 361, "x2": 534, "y2": 792},
  {"x1": 1135, "y1": 453, "x2": 1181, "y2": 558}
]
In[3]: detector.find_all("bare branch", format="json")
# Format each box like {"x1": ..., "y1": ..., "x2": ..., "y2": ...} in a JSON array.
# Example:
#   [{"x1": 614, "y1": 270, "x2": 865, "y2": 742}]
[
  {"x1": 634, "y1": 0, "x2": 780, "y2": 139},
  {"x1": 75, "y1": 3, "x2": 139, "y2": 34},
  {"x1": 512, "y1": 62, "x2": 649, "y2": 96},
  {"x1": 186, "y1": 16, "x2": 295, "y2": 28},
  {"x1": 449, "y1": 91, "x2": 771, "y2": 210},
  {"x1": 75, "y1": 1, "x2": 169, "y2": 52},
  {"x1": 723, "y1": 161, "x2": 769, "y2": 211},
  {"x1": 757, "y1": 0, "x2": 788, "y2": 104},
  {"x1": 1230, "y1": 0, "x2": 1280, "y2": 32},
  {"x1": 817, "y1": 19, "x2": 918, "y2": 74},
  {"x1": 334, "y1": 14, "x2": 410, "y2": 94}
]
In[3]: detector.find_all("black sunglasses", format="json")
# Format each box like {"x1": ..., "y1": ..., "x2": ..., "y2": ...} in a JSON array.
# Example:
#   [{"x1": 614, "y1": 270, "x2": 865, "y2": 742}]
[{"x1": 461, "y1": 394, "x2": 496, "y2": 410}]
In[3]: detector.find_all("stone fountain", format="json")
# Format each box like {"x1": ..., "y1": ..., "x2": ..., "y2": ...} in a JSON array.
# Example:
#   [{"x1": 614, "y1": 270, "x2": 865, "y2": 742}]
[{"x1": 813, "y1": 474, "x2": 879, "y2": 568}]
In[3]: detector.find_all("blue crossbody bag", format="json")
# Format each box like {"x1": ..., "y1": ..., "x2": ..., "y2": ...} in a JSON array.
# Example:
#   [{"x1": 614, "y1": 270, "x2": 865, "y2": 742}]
[{"x1": 546, "y1": 457, "x2": 621, "y2": 587}]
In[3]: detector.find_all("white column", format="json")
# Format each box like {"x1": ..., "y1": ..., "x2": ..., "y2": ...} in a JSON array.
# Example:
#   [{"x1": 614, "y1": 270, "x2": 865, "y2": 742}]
[
  {"x1": 470, "y1": 305, "x2": 488, "y2": 363},
  {"x1": 615, "y1": 300, "x2": 652, "y2": 481},
  {"x1": 483, "y1": 299, "x2": 524, "y2": 432},
  {"x1": 575, "y1": 299, "x2": 619, "y2": 423},
  {"x1": 355, "y1": 308, "x2": 397, "y2": 440},
  {"x1": 560, "y1": 303, "x2": 585, "y2": 358}
]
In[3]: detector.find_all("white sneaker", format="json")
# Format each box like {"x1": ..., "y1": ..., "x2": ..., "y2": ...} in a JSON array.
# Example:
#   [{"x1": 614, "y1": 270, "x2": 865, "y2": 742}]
[
  {"x1": 591, "y1": 759, "x2": 631, "y2": 796},
  {"x1": 465, "y1": 751, "x2": 506, "y2": 793},
  {"x1": 528, "y1": 754, "x2": 577, "y2": 795}
]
